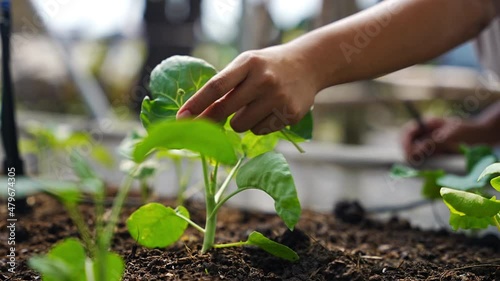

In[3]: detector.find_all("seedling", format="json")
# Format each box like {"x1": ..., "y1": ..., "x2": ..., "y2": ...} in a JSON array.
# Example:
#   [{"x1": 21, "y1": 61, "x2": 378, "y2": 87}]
[
  {"x1": 390, "y1": 145, "x2": 500, "y2": 232},
  {"x1": 28, "y1": 151, "x2": 131, "y2": 281},
  {"x1": 21, "y1": 122, "x2": 114, "y2": 176},
  {"x1": 126, "y1": 56, "x2": 313, "y2": 260}
]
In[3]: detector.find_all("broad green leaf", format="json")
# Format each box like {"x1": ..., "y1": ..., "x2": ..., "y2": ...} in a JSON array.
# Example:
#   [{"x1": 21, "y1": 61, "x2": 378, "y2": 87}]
[
  {"x1": 437, "y1": 156, "x2": 496, "y2": 191},
  {"x1": 288, "y1": 110, "x2": 313, "y2": 140},
  {"x1": 460, "y1": 145, "x2": 494, "y2": 173},
  {"x1": 141, "y1": 56, "x2": 217, "y2": 128},
  {"x1": 440, "y1": 188, "x2": 500, "y2": 217},
  {"x1": 241, "y1": 131, "x2": 280, "y2": 158},
  {"x1": 133, "y1": 119, "x2": 237, "y2": 165},
  {"x1": 448, "y1": 212, "x2": 494, "y2": 230},
  {"x1": 478, "y1": 163, "x2": 500, "y2": 181},
  {"x1": 93, "y1": 252, "x2": 125, "y2": 281},
  {"x1": 127, "y1": 203, "x2": 189, "y2": 248},
  {"x1": 236, "y1": 152, "x2": 301, "y2": 229},
  {"x1": 245, "y1": 231, "x2": 299, "y2": 262},
  {"x1": 29, "y1": 238, "x2": 87, "y2": 281},
  {"x1": 491, "y1": 176, "x2": 500, "y2": 192}
]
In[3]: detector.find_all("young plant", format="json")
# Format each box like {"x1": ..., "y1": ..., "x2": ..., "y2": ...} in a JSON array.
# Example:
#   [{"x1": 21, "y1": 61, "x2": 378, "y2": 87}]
[
  {"x1": 390, "y1": 145, "x2": 500, "y2": 232},
  {"x1": 440, "y1": 163, "x2": 500, "y2": 232},
  {"x1": 21, "y1": 122, "x2": 114, "y2": 175},
  {"x1": 126, "y1": 56, "x2": 313, "y2": 260},
  {"x1": 28, "y1": 151, "x2": 132, "y2": 281}
]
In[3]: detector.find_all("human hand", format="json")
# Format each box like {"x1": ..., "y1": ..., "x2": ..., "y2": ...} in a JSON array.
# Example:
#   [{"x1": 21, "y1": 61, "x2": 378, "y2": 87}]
[
  {"x1": 176, "y1": 45, "x2": 319, "y2": 135},
  {"x1": 402, "y1": 118, "x2": 477, "y2": 165}
]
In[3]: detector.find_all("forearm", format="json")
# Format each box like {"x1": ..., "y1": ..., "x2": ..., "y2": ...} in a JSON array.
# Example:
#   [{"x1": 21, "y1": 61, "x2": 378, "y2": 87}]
[
  {"x1": 285, "y1": 0, "x2": 495, "y2": 91},
  {"x1": 474, "y1": 100, "x2": 500, "y2": 142}
]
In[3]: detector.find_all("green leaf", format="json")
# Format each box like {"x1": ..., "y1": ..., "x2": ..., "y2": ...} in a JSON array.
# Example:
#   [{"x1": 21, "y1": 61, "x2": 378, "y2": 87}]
[
  {"x1": 90, "y1": 145, "x2": 115, "y2": 168},
  {"x1": 118, "y1": 130, "x2": 146, "y2": 159},
  {"x1": 241, "y1": 131, "x2": 280, "y2": 158},
  {"x1": 245, "y1": 231, "x2": 299, "y2": 262},
  {"x1": 419, "y1": 170, "x2": 446, "y2": 199},
  {"x1": 478, "y1": 163, "x2": 500, "y2": 181},
  {"x1": 460, "y1": 145, "x2": 494, "y2": 173},
  {"x1": 288, "y1": 110, "x2": 313, "y2": 140},
  {"x1": 93, "y1": 252, "x2": 125, "y2": 281},
  {"x1": 127, "y1": 203, "x2": 189, "y2": 248},
  {"x1": 236, "y1": 152, "x2": 301, "y2": 229},
  {"x1": 440, "y1": 187, "x2": 500, "y2": 217},
  {"x1": 437, "y1": 156, "x2": 496, "y2": 191},
  {"x1": 29, "y1": 238, "x2": 87, "y2": 281},
  {"x1": 133, "y1": 119, "x2": 237, "y2": 165},
  {"x1": 448, "y1": 212, "x2": 494, "y2": 230},
  {"x1": 141, "y1": 56, "x2": 217, "y2": 128},
  {"x1": 491, "y1": 176, "x2": 500, "y2": 192},
  {"x1": 120, "y1": 159, "x2": 158, "y2": 180},
  {"x1": 389, "y1": 164, "x2": 419, "y2": 178}
]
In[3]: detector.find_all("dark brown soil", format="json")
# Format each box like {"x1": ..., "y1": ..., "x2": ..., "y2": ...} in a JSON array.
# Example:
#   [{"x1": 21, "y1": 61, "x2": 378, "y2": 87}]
[{"x1": 1, "y1": 194, "x2": 500, "y2": 281}]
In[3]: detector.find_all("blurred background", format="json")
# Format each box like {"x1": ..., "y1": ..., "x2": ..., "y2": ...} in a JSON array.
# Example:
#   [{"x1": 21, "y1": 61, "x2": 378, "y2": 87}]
[{"x1": 4, "y1": 0, "x2": 500, "y2": 229}]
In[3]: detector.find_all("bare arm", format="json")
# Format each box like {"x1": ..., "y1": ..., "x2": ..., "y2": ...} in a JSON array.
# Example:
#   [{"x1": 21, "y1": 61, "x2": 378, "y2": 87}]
[{"x1": 178, "y1": 0, "x2": 496, "y2": 134}]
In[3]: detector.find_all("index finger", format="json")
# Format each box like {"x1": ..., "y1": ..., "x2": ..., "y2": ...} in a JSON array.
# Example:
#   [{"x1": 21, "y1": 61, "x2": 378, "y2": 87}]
[{"x1": 177, "y1": 57, "x2": 250, "y2": 118}]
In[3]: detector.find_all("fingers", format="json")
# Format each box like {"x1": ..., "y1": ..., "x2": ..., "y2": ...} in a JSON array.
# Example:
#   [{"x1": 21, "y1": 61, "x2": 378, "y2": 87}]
[
  {"x1": 230, "y1": 97, "x2": 278, "y2": 133},
  {"x1": 177, "y1": 56, "x2": 251, "y2": 118},
  {"x1": 250, "y1": 114, "x2": 287, "y2": 135}
]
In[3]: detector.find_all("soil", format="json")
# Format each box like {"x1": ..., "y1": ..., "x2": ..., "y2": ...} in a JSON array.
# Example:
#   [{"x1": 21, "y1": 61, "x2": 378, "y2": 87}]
[{"x1": 1, "y1": 194, "x2": 500, "y2": 281}]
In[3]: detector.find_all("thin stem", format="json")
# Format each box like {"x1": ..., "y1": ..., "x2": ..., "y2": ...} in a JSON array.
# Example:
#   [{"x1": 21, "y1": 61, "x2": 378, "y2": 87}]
[
  {"x1": 280, "y1": 129, "x2": 305, "y2": 153},
  {"x1": 494, "y1": 215, "x2": 500, "y2": 232},
  {"x1": 209, "y1": 188, "x2": 251, "y2": 221},
  {"x1": 201, "y1": 155, "x2": 217, "y2": 253},
  {"x1": 215, "y1": 157, "x2": 244, "y2": 203},
  {"x1": 213, "y1": 241, "x2": 249, "y2": 249},
  {"x1": 101, "y1": 173, "x2": 135, "y2": 250},
  {"x1": 175, "y1": 212, "x2": 205, "y2": 233},
  {"x1": 66, "y1": 204, "x2": 95, "y2": 257},
  {"x1": 139, "y1": 179, "x2": 149, "y2": 204}
]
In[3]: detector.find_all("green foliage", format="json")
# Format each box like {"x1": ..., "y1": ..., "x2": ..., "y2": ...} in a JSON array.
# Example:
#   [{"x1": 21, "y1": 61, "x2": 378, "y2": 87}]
[
  {"x1": 390, "y1": 145, "x2": 500, "y2": 233},
  {"x1": 236, "y1": 152, "x2": 301, "y2": 230},
  {"x1": 245, "y1": 231, "x2": 299, "y2": 262},
  {"x1": 390, "y1": 164, "x2": 445, "y2": 199},
  {"x1": 140, "y1": 56, "x2": 217, "y2": 128},
  {"x1": 133, "y1": 119, "x2": 237, "y2": 165},
  {"x1": 127, "y1": 203, "x2": 190, "y2": 248},
  {"x1": 437, "y1": 156, "x2": 496, "y2": 191},
  {"x1": 128, "y1": 55, "x2": 311, "y2": 260},
  {"x1": 29, "y1": 151, "x2": 131, "y2": 281},
  {"x1": 29, "y1": 238, "x2": 124, "y2": 281}
]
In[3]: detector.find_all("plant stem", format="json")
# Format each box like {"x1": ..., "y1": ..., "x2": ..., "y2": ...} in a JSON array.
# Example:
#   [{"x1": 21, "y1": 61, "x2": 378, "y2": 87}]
[
  {"x1": 65, "y1": 204, "x2": 95, "y2": 257},
  {"x1": 280, "y1": 129, "x2": 304, "y2": 153},
  {"x1": 139, "y1": 179, "x2": 149, "y2": 204},
  {"x1": 101, "y1": 173, "x2": 135, "y2": 250},
  {"x1": 213, "y1": 241, "x2": 248, "y2": 248},
  {"x1": 201, "y1": 155, "x2": 217, "y2": 253},
  {"x1": 215, "y1": 157, "x2": 243, "y2": 203},
  {"x1": 494, "y1": 215, "x2": 500, "y2": 232},
  {"x1": 175, "y1": 212, "x2": 205, "y2": 233},
  {"x1": 209, "y1": 188, "x2": 251, "y2": 221}
]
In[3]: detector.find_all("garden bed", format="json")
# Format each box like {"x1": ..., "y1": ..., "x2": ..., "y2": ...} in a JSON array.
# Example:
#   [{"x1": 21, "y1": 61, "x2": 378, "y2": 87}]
[{"x1": 1, "y1": 194, "x2": 499, "y2": 281}]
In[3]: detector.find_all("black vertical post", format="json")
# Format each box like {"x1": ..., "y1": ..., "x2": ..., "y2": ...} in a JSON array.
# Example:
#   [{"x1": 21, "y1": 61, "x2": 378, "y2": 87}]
[{"x1": 1, "y1": 0, "x2": 27, "y2": 210}]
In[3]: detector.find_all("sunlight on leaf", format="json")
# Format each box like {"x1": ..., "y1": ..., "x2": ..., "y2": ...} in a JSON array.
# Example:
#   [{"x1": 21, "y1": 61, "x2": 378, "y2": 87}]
[
  {"x1": 440, "y1": 188, "x2": 500, "y2": 218},
  {"x1": 127, "y1": 203, "x2": 190, "y2": 248},
  {"x1": 133, "y1": 119, "x2": 237, "y2": 165}
]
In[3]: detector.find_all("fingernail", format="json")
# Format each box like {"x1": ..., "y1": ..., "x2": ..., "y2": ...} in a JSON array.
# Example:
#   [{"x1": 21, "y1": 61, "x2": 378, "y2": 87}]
[{"x1": 177, "y1": 110, "x2": 192, "y2": 119}]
